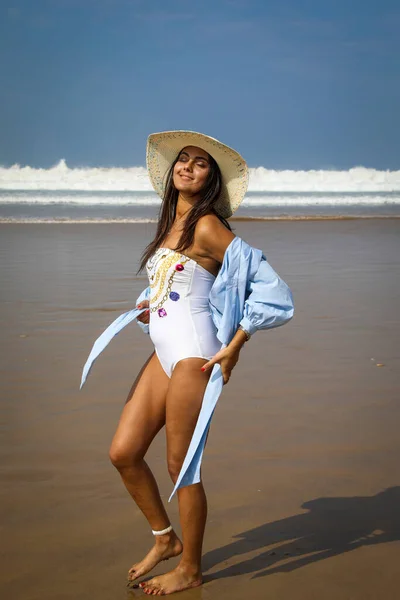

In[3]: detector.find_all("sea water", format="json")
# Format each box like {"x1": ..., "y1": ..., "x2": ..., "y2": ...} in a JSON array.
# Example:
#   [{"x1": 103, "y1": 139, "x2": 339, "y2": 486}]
[{"x1": 1, "y1": 161, "x2": 399, "y2": 222}]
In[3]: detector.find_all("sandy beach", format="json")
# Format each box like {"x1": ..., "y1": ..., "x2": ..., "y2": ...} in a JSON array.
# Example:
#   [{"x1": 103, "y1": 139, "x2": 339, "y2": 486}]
[{"x1": 1, "y1": 219, "x2": 399, "y2": 600}]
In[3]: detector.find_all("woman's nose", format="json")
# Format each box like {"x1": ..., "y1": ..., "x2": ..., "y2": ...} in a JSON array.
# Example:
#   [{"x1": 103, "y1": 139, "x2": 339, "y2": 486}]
[{"x1": 183, "y1": 159, "x2": 194, "y2": 171}]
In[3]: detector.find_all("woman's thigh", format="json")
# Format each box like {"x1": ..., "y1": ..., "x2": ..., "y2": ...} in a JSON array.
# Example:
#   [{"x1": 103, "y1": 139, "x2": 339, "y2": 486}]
[
  {"x1": 110, "y1": 351, "x2": 170, "y2": 463},
  {"x1": 165, "y1": 358, "x2": 211, "y2": 478}
]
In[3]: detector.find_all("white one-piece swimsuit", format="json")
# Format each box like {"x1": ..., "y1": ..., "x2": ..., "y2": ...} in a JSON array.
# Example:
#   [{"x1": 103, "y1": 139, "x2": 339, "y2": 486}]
[{"x1": 146, "y1": 247, "x2": 221, "y2": 377}]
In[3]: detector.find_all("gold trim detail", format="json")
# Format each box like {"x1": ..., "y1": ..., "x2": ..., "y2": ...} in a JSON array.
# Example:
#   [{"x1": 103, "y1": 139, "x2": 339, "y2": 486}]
[{"x1": 146, "y1": 249, "x2": 190, "y2": 313}]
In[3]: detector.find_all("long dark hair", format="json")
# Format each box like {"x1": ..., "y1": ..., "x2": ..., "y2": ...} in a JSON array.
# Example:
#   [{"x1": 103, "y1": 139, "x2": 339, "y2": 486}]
[{"x1": 138, "y1": 149, "x2": 232, "y2": 273}]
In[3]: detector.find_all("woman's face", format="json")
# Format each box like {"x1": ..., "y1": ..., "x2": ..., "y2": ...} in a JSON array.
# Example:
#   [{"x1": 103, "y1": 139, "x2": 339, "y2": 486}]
[{"x1": 173, "y1": 146, "x2": 211, "y2": 196}]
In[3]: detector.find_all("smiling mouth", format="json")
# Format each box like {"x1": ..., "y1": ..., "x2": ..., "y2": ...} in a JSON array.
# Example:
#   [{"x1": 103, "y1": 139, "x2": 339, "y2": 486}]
[{"x1": 179, "y1": 174, "x2": 193, "y2": 181}]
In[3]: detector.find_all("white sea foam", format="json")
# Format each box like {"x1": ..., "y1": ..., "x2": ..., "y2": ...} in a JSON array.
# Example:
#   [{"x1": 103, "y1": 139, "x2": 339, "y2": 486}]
[
  {"x1": 0, "y1": 193, "x2": 161, "y2": 205},
  {"x1": 241, "y1": 195, "x2": 399, "y2": 206},
  {"x1": 1, "y1": 159, "x2": 400, "y2": 193},
  {"x1": 0, "y1": 192, "x2": 398, "y2": 206},
  {"x1": 249, "y1": 166, "x2": 400, "y2": 192},
  {"x1": 1, "y1": 215, "x2": 398, "y2": 224},
  {"x1": 0, "y1": 217, "x2": 158, "y2": 224}
]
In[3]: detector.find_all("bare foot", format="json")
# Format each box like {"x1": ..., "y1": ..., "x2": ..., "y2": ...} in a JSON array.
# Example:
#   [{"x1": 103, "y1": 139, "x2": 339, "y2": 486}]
[
  {"x1": 127, "y1": 531, "x2": 183, "y2": 583},
  {"x1": 140, "y1": 564, "x2": 202, "y2": 595}
]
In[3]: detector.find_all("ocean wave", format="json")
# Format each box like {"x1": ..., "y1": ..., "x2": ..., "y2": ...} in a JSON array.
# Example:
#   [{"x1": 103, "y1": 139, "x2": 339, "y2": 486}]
[
  {"x1": 241, "y1": 194, "x2": 400, "y2": 206},
  {"x1": 0, "y1": 191, "x2": 399, "y2": 206},
  {"x1": 0, "y1": 217, "x2": 158, "y2": 224},
  {"x1": 0, "y1": 192, "x2": 161, "y2": 205},
  {"x1": 1, "y1": 215, "x2": 399, "y2": 224},
  {"x1": 1, "y1": 159, "x2": 400, "y2": 192}
]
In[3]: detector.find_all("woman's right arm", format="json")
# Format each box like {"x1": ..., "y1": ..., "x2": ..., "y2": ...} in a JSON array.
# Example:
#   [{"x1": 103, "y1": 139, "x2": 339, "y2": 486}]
[
  {"x1": 136, "y1": 299, "x2": 149, "y2": 324},
  {"x1": 135, "y1": 286, "x2": 150, "y2": 332}
]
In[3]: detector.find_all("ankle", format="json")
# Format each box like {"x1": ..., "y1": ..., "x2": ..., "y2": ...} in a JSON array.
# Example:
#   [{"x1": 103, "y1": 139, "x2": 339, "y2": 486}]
[
  {"x1": 177, "y1": 560, "x2": 202, "y2": 577},
  {"x1": 154, "y1": 530, "x2": 174, "y2": 545}
]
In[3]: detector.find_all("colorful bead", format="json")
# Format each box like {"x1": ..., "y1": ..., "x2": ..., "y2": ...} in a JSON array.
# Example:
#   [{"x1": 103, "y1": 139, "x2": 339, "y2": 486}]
[
  {"x1": 175, "y1": 263, "x2": 184, "y2": 271},
  {"x1": 169, "y1": 291, "x2": 180, "y2": 301},
  {"x1": 157, "y1": 308, "x2": 167, "y2": 318}
]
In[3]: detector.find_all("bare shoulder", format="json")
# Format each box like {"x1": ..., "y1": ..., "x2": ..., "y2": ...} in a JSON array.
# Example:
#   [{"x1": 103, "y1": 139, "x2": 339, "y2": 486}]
[
  {"x1": 195, "y1": 213, "x2": 235, "y2": 263},
  {"x1": 195, "y1": 213, "x2": 226, "y2": 238}
]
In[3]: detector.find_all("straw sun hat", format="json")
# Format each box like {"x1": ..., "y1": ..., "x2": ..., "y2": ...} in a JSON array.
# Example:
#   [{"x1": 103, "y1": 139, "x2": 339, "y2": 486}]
[{"x1": 146, "y1": 130, "x2": 249, "y2": 218}]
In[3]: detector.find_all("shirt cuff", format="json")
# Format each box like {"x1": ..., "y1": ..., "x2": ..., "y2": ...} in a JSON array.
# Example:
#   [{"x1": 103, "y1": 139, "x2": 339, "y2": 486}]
[{"x1": 238, "y1": 316, "x2": 258, "y2": 337}]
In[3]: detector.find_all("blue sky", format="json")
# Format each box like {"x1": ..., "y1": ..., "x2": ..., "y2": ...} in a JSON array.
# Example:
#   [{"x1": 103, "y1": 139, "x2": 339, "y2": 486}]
[{"x1": 1, "y1": 0, "x2": 399, "y2": 169}]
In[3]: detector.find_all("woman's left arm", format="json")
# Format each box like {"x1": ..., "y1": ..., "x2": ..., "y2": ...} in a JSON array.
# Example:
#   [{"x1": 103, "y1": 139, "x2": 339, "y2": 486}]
[
  {"x1": 197, "y1": 216, "x2": 294, "y2": 383},
  {"x1": 195, "y1": 216, "x2": 252, "y2": 383}
]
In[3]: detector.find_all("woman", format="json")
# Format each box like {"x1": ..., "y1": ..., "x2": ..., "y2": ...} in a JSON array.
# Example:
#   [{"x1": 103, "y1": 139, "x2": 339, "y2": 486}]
[{"x1": 81, "y1": 131, "x2": 294, "y2": 595}]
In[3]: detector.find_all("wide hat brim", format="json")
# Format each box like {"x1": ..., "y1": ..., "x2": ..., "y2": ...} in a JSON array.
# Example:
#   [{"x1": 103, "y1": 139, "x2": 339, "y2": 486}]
[{"x1": 146, "y1": 130, "x2": 249, "y2": 218}]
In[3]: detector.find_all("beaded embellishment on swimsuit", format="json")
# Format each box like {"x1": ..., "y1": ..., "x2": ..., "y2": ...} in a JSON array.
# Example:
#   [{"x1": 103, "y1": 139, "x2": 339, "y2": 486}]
[{"x1": 147, "y1": 248, "x2": 191, "y2": 317}]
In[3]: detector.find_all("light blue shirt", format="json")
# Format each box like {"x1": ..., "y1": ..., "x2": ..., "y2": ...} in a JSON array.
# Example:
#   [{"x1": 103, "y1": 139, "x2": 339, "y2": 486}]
[{"x1": 81, "y1": 236, "x2": 294, "y2": 500}]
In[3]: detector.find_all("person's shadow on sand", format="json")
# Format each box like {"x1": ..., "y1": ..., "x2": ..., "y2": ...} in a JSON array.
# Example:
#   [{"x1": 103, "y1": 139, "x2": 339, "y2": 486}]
[{"x1": 202, "y1": 486, "x2": 400, "y2": 581}]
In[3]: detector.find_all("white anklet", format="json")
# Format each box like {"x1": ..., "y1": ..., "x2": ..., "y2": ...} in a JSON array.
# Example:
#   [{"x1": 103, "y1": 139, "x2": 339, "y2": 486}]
[{"x1": 152, "y1": 525, "x2": 173, "y2": 536}]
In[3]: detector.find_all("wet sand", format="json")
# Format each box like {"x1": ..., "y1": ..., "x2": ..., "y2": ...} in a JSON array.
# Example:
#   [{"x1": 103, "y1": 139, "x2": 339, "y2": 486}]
[{"x1": 0, "y1": 220, "x2": 399, "y2": 600}]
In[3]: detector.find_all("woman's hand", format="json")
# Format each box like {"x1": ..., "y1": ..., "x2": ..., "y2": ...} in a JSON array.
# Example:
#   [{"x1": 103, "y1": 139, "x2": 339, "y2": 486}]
[
  {"x1": 201, "y1": 346, "x2": 241, "y2": 385},
  {"x1": 136, "y1": 300, "x2": 150, "y2": 324}
]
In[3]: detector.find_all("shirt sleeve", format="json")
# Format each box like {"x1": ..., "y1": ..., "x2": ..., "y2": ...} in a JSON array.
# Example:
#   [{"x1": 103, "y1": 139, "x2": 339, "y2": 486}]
[
  {"x1": 135, "y1": 286, "x2": 151, "y2": 335},
  {"x1": 239, "y1": 257, "x2": 294, "y2": 336}
]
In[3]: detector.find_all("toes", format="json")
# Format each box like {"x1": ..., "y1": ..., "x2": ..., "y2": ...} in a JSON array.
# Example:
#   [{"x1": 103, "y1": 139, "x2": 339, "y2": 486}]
[
  {"x1": 143, "y1": 588, "x2": 156, "y2": 596},
  {"x1": 128, "y1": 567, "x2": 140, "y2": 580},
  {"x1": 141, "y1": 580, "x2": 156, "y2": 594},
  {"x1": 144, "y1": 587, "x2": 162, "y2": 596},
  {"x1": 129, "y1": 569, "x2": 143, "y2": 581}
]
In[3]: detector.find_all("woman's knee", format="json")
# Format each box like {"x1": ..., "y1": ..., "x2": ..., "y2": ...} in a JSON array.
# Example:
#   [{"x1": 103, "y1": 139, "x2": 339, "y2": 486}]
[
  {"x1": 109, "y1": 442, "x2": 143, "y2": 471},
  {"x1": 167, "y1": 455, "x2": 183, "y2": 484}
]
